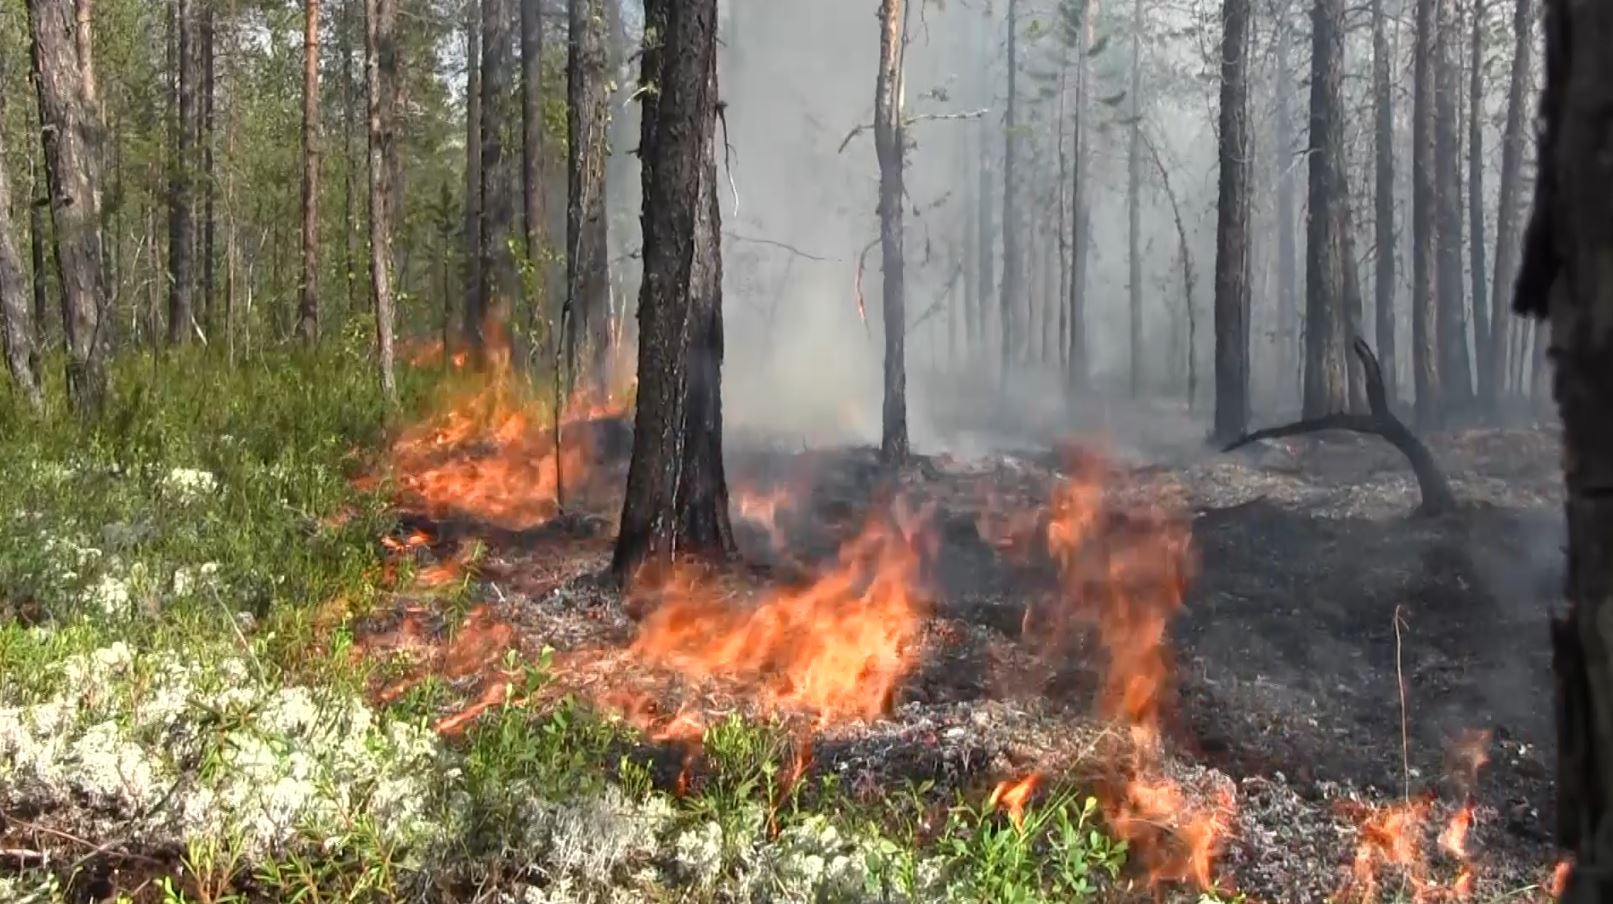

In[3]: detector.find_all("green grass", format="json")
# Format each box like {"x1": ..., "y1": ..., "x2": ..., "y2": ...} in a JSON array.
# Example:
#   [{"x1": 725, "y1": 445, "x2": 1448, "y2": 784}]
[{"x1": 0, "y1": 343, "x2": 1137, "y2": 904}]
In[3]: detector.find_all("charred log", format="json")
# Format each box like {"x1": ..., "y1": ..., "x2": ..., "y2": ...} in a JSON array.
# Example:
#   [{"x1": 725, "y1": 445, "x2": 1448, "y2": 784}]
[{"x1": 1222, "y1": 338, "x2": 1458, "y2": 516}]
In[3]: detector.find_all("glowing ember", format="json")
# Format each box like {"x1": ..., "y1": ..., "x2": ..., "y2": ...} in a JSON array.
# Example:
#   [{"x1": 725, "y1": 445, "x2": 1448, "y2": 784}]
[
  {"x1": 627, "y1": 499, "x2": 934, "y2": 727},
  {"x1": 987, "y1": 773, "x2": 1041, "y2": 827},
  {"x1": 1550, "y1": 858, "x2": 1572, "y2": 898}
]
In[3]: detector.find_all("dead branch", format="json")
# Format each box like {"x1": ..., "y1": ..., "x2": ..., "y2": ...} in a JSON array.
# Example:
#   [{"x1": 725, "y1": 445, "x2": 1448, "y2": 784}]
[
  {"x1": 1223, "y1": 338, "x2": 1458, "y2": 516},
  {"x1": 851, "y1": 237, "x2": 879, "y2": 335},
  {"x1": 838, "y1": 107, "x2": 990, "y2": 153},
  {"x1": 723, "y1": 231, "x2": 836, "y2": 262}
]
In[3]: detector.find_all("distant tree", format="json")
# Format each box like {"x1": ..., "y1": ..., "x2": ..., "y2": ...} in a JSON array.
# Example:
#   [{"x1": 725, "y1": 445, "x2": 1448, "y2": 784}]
[
  {"x1": 565, "y1": 0, "x2": 611, "y2": 391},
  {"x1": 27, "y1": 0, "x2": 109, "y2": 416},
  {"x1": 297, "y1": 0, "x2": 320, "y2": 343},
  {"x1": 167, "y1": 0, "x2": 196, "y2": 344},
  {"x1": 1486, "y1": 0, "x2": 1532, "y2": 412},
  {"x1": 1000, "y1": 0, "x2": 1022, "y2": 385},
  {"x1": 1433, "y1": 0, "x2": 1473, "y2": 415},
  {"x1": 520, "y1": 0, "x2": 542, "y2": 267},
  {"x1": 874, "y1": 0, "x2": 908, "y2": 463},
  {"x1": 364, "y1": 0, "x2": 398, "y2": 404},
  {"x1": 1211, "y1": 0, "x2": 1250, "y2": 442},
  {"x1": 612, "y1": 0, "x2": 733, "y2": 584},
  {"x1": 1064, "y1": 0, "x2": 1092, "y2": 391},
  {"x1": 1371, "y1": 0, "x2": 1396, "y2": 403},
  {"x1": 200, "y1": 0, "x2": 217, "y2": 336},
  {"x1": 0, "y1": 106, "x2": 43, "y2": 410},
  {"x1": 1126, "y1": 0, "x2": 1143, "y2": 396},
  {"x1": 1273, "y1": 16, "x2": 1299, "y2": 401},
  {"x1": 1467, "y1": 0, "x2": 1489, "y2": 402},
  {"x1": 463, "y1": 0, "x2": 482, "y2": 346},
  {"x1": 1411, "y1": 0, "x2": 1440, "y2": 425}
]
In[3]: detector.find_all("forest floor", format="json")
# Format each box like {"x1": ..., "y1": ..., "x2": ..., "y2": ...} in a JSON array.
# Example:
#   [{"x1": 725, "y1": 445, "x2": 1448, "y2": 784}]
[{"x1": 0, "y1": 349, "x2": 1570, "y2": 904}]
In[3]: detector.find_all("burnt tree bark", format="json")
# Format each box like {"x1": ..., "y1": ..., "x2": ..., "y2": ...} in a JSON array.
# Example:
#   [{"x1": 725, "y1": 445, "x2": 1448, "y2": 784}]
[
  {"x1": 1000, "y1": 0, "x2": 1023, "y2": 386},
  {"x1": 1372, "y1": 0, "x2": 1397, "y2": 403},
  {"x1": 1513, "y1": 0, "x2": 1613, "y2": 893},
  {"x1": 1488, "y1": 0, "x2": 1532, "y2": 409},
  {"x1": 298, "y1": 0, "x2": 321, "y2": 343},
  {"x1": 1412, "y1": 0, "x2": 1441, "y2": 425},
  {"x1": 520, "y1": 0, "x2": 543, "y2": 275},
  {"x1": 365, "y1": 0, "x2": 398, "y2": 403},
  {"x1": 566, "y1": 0, "x2": 612, "y2": 391},
  {"x1": 0, "y1": 113, "x2": 42, "y2": 410},
  {"x1": 1301, "y1": 0, "x2": 1359, "y2": 417},
  {"x1": 167, "y1": 0, "x2": 196, "y2": 344},
  {"x1": 874, "y1": 0, "x2": 908, "y2": 463},
  {"x1": 27, "y1": 0, "x2": 108, "y2": 416},
  {"x1": 1212, "y1": 0, "x2": 1251, "y2": 443},
  {"x1": 611, "y1": 0, "x2": 734, "y2": 584}
]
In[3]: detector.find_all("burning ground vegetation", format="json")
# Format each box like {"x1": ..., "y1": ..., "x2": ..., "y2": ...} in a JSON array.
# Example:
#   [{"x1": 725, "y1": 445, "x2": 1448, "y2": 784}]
[{"x1": 0, "y1": 350, "x2": 1570, "y2": 903}]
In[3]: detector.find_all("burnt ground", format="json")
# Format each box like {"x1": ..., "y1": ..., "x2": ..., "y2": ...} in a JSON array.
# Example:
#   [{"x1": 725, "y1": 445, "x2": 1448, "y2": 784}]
[{"x1": 366, "y1": 417, "x2": 1567, "y2": 902}]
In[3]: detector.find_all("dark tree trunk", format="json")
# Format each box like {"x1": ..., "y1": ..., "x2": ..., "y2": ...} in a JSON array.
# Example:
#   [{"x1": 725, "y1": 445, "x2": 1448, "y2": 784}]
[
  {"x1": 1434, "y1": 0, "x2": 1474, "y2": 413},
  {"x1": 343, "y1": 0, "x2": 359, "y2": 321},
  {"x1": 1126, "y1": 0, "x2": 1143, "y2": 396},
  {"x1": 520, "y1": 0, "x2": 542, "y2": 268},
  {"x1": 1488, "y1": 0, "x2": 1532, "y2": 408},
  {"x1": 1301, "y1": 0, "x2": 1357, "y2": 417},
  {"x1": 365, "y1": 0, "x2": 398, "y2": 403},
  {"x1": 200, "y1": 0, "x2": 215, "y2": 337},
  {"x1": 875, "y1": 0, "x2": 907, "y2": 463},
  {"x1": 167, "y1": 0, "x2": 195, "y2": 345},
  {"x1": 1275, "y1": 20, "x2": 1299, "y2": 402},
  {"x1": 479, "y1": 0, "x2": 517, "y2": 362},
  {"x1": 976, "y1": 126, "x2": 994, "y2": 359},
  {"x1": 1212, "y1": 0, "x2": 1251, "y2": 442},
  {"x1": 29, "y1": 152, "x2": 50, "y2": 368},
  {"x1": 1067, "y1": 0, "x2": 1093, "y2": 391},
  {"x1": 298, "y1": 0, "x2": 321, "y2": 343},
  {"x1": 565, "y1": 0, "x2": 611, "y2": 390},
  {"x1": 27, "y1": 0, "x2": 109, "y2": 416},
  {"x1": 1372, "y1": 0, "x2": 1397, "y2": 403},
  {"x1": 1513, "y1": 0, "x2": 1613, "y2": 892},
  {"x1": 0, "y1": 110, "x2": 43, "y2": 409},
  {"x1": 1468, "y1": 0, "x2": 1491, "y2": 402},
  {"x1": 1412, "y1": 0, "x2": 1442, "y2": 426},
  {"x1": 462, "y1": 0, "x2": 483, "y2": 348},
  {"x1": 1000, "y1": 0, "x2": 1022, "y2": 387},
  {"x1": 611, "y1": 0, "x2": 734, "y2": 584}
]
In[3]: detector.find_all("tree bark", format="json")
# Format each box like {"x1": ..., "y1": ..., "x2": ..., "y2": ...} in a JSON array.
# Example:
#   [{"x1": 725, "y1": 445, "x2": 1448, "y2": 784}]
[
  {"x1": 167, "y1": 0, "x2": 195, "y2": 345},
  {"x1": 462, "y1": 0, "x2": 483, "y2": 349},
  {"x1": 1412, "y1": 0, "x2": 1442, "y2": 426},
  {"x1": 1513, "y1": 0, "x2": 1613, "y2": 891},
  {"x1": 365, "y1": 0, "x2": 398, "y2": 404},
  {"x1": 1212, "y1": 0, "x2": 1251, "y2": 443},
  {"x1": 1067, "y1": 0, "x2": 1093, "y2": 391},
  {"x1": 479, "y1": 0, "x2": 517, "y2": 363},
  {"x1": 565, "y1": 0, "x2": 611, "y2": 390},
  {"x1": 1468, "y1": 0, "x2": 1490, "y2": 402},
  {"x1": 1371, "y1": 0, "x2": 1397, "y2": 404},
  {"x1": 1000, "y1": 0, "x2": 1022, "y2": 386},
  {"x1": 520, "y1": 0, "x2": 543, "y2": 270},
  {"x1": 1434, "y1": 0, "x2": 1474, "y2": 413},
  {"x1": 875, "y1": 0, "x2": 908, "y2": 463},
  {"x1": 1126, "y1": 0, "x2": 1143, "y2": 396},
  {"x1": 27, "y1": 0, "x2": 109, "y2": 416},
  {"x1": 0, "y1": 112, "x2": 43, "y2": 410},
  {"x1": 611, "y1": 0, "x2": 734, "y2": 584},
  {"x1": 1301, "y1": 0, "x2": 1357, "y2": 417},
  {"x1": 1488, "y1": 0, "x2": 1532, "y2": 408},
  {"x1": 1275, "y1": 20, "x2": 1299, "y2": 403},
  {"x1": 28, "y1": 151, "x2": 50, "y2": 369},
  {"x1": 298, "y1": 0, "x2": 321, "y2": 343},
  {"x1": 200, "y1": 0, "x2": 216, "y2": 337}
]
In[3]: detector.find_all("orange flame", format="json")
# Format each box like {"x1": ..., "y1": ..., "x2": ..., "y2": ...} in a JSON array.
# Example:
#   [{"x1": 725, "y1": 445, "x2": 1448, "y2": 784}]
[
  {"x1": 1550, "y1": 858, "x2": 1572, "y2": 898},
  {"x1": 987, "y1": 773, "x2": 1041, "y2": 828},
  {"x1": 732, "y1": 483, "x2": 798, "y2": 550}
]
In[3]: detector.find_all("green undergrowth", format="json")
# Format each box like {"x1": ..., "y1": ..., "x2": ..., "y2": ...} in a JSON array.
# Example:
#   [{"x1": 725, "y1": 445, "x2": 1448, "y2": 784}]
[{"x1": 0, "y1": 343, "x2": 1136, "y2": 903}]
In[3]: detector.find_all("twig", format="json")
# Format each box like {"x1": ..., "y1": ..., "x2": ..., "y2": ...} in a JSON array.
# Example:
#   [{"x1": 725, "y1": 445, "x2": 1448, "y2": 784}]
[
  {"x1": 1394, "y1": 604, "x2": 1411, "y2": 801},
  {"x1": 851, "y1": 238, "x2": 880, "y2": 335},
  {"x1": 837, "y1": 107, "x2": 990, "y2": 153},
  {"x1": 723, "y1": 231, "x2": 837, "y2": 262}
]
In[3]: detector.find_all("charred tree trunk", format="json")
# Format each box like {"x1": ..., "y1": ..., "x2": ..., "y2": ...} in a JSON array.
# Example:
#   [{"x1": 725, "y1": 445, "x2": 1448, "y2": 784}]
[
  {"x1": 1488, "y1": 0, "x2": 1532, "y2": 409},
  {"x1": 1412, "y1": 0, "x2": 1442, "y2": 426},
  {"x1": 1126, "y1": 0, "x2": 1143, "y2": 396},
  {"x1": 0, "y1": 116, "x2": 42, "y2": 410},
  {"x1": 462, "y1": 0, "x2": 483, "y2": 349},
  {"x1": 565, "y1": 0, "x2": 612, "y2": 391},
  {"x1": 1212, "y1": 0, "x2": 1251, "y2": 442},
  {"x1": 1434, "y1": 0, "x2": 1474, "y2": 414},
  {"x1": 520, "y1": 0, "x2": 543, "y2": 274},
  {"x1": 167, "y1": 0, "x2": 196, "y2": 345},
  {"x1": 480, "y1": 0, "x2": 517, "y2": 363},
  {"x1": 298, "y1": 0, "x2": 321, "y2": 343},
  {"x1": 1372, "y1": 0, "x2": 1397, "y2": 403},
  {"x1": 27, "y1": 0, "x2": 109, "y2": 416},
  {"x1": 611, "y1": 0, "x2": 734, "y2": 584},
  {"x1": 1000, "y1": 0, "x2": 1022, "y2": 387},
  {"x1": 1514, "y1": 0, "x2": 1613, "y2": 892},
  {"x1": 1302, "y1": 0, "x2": 1357, "y2": 417},
  {"x1": 1468, "y1": 0, "x2": 1491, "y2": 402},
  {"x1": 365, "y1": 0, "x2": 398, "y2": 404},
  {"x1": 874, "y1": 0, "x2": 908, "y2": 463}
]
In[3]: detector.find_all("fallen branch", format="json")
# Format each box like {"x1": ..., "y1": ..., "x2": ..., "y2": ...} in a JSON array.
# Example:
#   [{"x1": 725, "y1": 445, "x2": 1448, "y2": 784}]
[{"x1": 1222, "y1": 338, "x2": 1458, "y2": 516}]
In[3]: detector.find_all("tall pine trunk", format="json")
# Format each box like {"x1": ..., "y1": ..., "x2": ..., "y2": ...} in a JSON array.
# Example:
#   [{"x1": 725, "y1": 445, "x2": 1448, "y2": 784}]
[
  {"x1": 1488, "y1": 0, "x2": 1531, "y2": 408},
  {"x1": 462, "y1": 0, "x2": 482, "y2": 347},
  {"x1": 999, "y1": 0, "x2": 1022, "y2": 387},
  {"x1": 1126, "y1": 0, "x2": 1143, "y2": 396},
  {"x1": 480, "y1": 0, "x2": 517, "y2": 363},
  {"x1": 1067, "y1": 0, "x2": 1093, "y2": 391},
  {"x1": 612, "y1": 0, "x2": 733, "y2": 583},
  {"x1": 298, "y1": 0, "x2": 321, "y2": 343},
  {"x1": 520, "y1": 0, "x2": 542, "y2": 276},
  {"x1": 874, "y1": 0, "x2": 907, "y2": 463},
  {"x1": 1301, "y1": 0, "x2": 1356, "y2": 416},
  {"x1": 200, "y1": 1, "x2": 216, "y2": 337},
  {"x1": 0, "y1": 111, "x2": 42, "y2": 409},
  {"x1": 565, "y1": 0, "x2": 611, "y2": 391},
  {"x1": 1434, "y1": 0, "x2": 1474, "y2": 414},
  {"x1": 1372, "y1": 0, "x2": 1397, "y2": 402},
  {"x1": 167, "y1": 0, "x2": 196, "y2": 344},
  {"x1": 365, "y1": 0, "x2": 398, "y2": 403},
  {"x1": 1212, "y1": 0, "x2": 1251, "y2": 441},
  {"x1": 1468, "y1": 0, "x2": 1491, "y2": 401},
  {"x1": 1274, "y1": 21, "x2": 1299, "y2": 404},
  {"x1": 1412, "y1": 0, "x2": 1441, "y2": 425}
]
